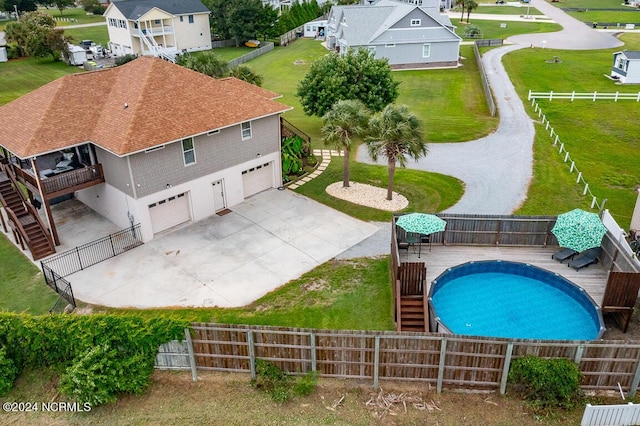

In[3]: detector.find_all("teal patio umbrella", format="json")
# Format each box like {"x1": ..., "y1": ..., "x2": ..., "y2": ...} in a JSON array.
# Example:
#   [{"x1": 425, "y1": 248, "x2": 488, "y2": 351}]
[
  {"x1": 551, "y1": 209, "x2": 607, "y2": 253},
  {"x1": 396, "y1": 213, "x2": 446, "y2": 257}
]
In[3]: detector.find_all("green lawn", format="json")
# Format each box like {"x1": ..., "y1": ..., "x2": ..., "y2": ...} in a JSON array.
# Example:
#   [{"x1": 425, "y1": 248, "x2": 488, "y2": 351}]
[
  {"x1": 41, "y1": 6, "x2": 106, "y2": 25},
  {"x1": 0, "y1": 235, "x2": 59, "y2": 314},
  {"x1": 212, "y1": 46, "x2": 258, "y2": 61},
  {"x1": 455, "y1": 20, "x2": 562, "y2": 39},
  {"x1": 64, "y1": 25, "x2": 110, "y2": 47},
  {"x1": 567, "y1": 10, "x2": 640, "y2": 25},
  {"x1": 505, "y1": 33, "x2": 640, "y2": 227},
  {"x1": 0, "y1": 57, "x2": 80, "y2": 105},
  {"x1": 295, "y1": 148, "x2": 465, "y2": 221},
  {"x1": 249, "y1": 40, "x2": 498, "y2": 143},
  {"x1": 469, "y1": 5, "x2": 543, "y2": 15}
]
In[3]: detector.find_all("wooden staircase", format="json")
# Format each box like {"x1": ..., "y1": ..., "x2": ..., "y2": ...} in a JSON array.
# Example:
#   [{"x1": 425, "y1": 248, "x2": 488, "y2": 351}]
[
  {"x1": 0, "y1": 171, "x2": 55, "y2": 260},
  {"x1": 395, "y1": 263, "x2": 429, "y2": 332}
]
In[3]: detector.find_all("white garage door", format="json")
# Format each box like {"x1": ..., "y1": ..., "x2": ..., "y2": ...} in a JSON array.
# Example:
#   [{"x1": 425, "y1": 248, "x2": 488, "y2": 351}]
[
  {"x1": 242, "y1": 162, "x2": 273, "y2": 198},
  {"x1": 148, "y1": 192, "x2": 191, "y2": 234}
]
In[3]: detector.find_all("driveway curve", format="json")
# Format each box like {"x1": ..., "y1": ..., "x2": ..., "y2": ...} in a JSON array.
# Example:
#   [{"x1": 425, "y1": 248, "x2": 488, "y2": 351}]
[{"x1": 356, "y1": 0, "x2": 622, "y2": 214}]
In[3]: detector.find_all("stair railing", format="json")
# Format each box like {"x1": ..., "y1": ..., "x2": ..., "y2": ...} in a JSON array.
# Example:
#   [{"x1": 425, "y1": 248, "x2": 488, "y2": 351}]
[
  {"x1": 395, "y1": 278, "x2": 402, "y2": 332},
  {"x1": 4, "y1": 206, "x2": 31, "y2": 250}
]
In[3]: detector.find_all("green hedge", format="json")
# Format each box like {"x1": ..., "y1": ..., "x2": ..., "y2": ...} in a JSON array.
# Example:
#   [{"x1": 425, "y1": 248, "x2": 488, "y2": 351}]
[{"x1": 0, "y1": 313, "x2": 186, "y2": 404}]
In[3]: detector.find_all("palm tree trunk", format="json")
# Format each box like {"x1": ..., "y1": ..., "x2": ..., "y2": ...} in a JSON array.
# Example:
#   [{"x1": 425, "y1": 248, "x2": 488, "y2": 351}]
[
  {"x1": 387, "y1": 158, "x2": 396, "y2": 201},
  {"x1": 342, "y1": 147, "x2": 350, "y2": 188},
  {"x1": 466, "y1": 9, "x2": 471, "y2": 23}
]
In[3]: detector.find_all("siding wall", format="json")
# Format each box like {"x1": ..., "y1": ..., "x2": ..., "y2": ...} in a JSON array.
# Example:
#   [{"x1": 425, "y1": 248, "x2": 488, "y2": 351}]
[
  {"x1": 174, "y1": 13, "x2": 211, "y2": 52},
  {"x1": 130, "y1": 116, "x2": 280, "y2": 198},
  {"x1": 95, "y1": 146, "x2": 134, "y2": 197},
  {"x1": 390, "y1": 9, "x2": 442, "y2": 29},
  {"x1": 368, "y1": 40, "x2": 459, "y2": 65}
]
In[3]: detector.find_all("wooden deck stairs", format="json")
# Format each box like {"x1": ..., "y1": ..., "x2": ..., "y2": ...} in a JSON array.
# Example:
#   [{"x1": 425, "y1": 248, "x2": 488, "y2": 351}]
[
  {"x1": 0, "y1": 170, "x2": 55, "y2": 260},
  {"x1": 395, "y1": 263, "x2": 429, "y2": 332}
]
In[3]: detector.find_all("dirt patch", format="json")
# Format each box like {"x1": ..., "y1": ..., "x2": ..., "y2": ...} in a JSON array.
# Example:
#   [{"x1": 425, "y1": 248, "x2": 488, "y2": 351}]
[
  {"x1": 293, "y1": 60, "x2": 305, "y2": 65},
  {"x1": 303, "y1": 278, "x2": 329, "y2": 292}
]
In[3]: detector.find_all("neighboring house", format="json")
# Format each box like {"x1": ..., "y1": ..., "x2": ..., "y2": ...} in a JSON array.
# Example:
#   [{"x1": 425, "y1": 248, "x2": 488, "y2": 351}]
[
  {"x1": 0, "y1": 57, "x2": 292, "y2": 259},
  {"x1": 326, "y1": 0, "x2": 461, "y2": 69},
  {"x1": 103, "y1": 0, "x2": 212, "y2": 61},
  {"x1": 611, "y1": 51, "x2": 640, "y2": 84},
  {"x1": 303, "y1": 19, "x2": 328, "y2": 38}
]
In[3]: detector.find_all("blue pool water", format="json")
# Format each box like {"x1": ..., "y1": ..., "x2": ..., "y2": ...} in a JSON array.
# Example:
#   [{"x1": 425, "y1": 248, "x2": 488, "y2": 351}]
[{"x1": 429, "y1": 261, "x2": 604, "y2": 340}]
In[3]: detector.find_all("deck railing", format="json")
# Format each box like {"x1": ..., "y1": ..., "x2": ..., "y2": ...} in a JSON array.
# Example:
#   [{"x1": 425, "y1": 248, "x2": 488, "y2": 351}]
[{"x1": 41, "y1": 164, "x2": 104, "y2": 198}]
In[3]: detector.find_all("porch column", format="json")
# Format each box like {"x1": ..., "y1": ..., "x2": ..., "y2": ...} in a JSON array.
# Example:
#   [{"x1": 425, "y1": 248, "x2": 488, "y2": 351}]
[{"x1": 31, "y1": 158, "x2": 60, "y2": 246}]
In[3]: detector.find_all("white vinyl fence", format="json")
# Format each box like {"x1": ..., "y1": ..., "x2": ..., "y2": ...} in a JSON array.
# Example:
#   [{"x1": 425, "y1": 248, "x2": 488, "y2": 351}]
[
  {"x1": 528, "y1": 91, "x2": 640, "y2": 102},
  {"x1": 582, "y1": 403, "x2": 640, "y2": 426}
]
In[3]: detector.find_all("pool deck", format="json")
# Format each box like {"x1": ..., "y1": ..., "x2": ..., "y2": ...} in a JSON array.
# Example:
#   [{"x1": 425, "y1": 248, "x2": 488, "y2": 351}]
[{"x1": 400, "y1": 245, "x2": 609, "y2": 306}]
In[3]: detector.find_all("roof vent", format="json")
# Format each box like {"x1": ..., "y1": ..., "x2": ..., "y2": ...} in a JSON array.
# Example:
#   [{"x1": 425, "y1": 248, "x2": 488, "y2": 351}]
[{"x1": 124, "y1": 103, "x2": 128, "y2": 109}]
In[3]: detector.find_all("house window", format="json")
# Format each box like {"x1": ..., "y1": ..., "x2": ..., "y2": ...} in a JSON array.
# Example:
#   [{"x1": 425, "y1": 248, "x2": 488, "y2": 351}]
[
  {"x1": 422, "y1": 43, "x2": 431, "y2": 58},
  {"x1": 368, "y1": 46, "x2": 376, "y2": 55},
  {"x1": 155, "y1": 19, "x2": 161, "y2": 24},
  {"x1": 182, "y1": 138, "x2": 196, "y2": 165},
  {"x1": 180, "y1": 16, "x2": 184, "y2": 22},
  {"x1": 188, "y1": 15, "x2": 194, "y2": 24},
  {"x1": 241, "y1": 122, "x2": 252, "y2": 140},
  {"x1": 411, "y1": 19, "x2": 421, "y2": 26}
]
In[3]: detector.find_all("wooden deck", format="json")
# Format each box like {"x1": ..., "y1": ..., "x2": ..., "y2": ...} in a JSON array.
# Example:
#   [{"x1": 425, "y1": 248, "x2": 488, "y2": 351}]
[{"x1": 400, "y1": 245, "x2": 610, "y2": 305}]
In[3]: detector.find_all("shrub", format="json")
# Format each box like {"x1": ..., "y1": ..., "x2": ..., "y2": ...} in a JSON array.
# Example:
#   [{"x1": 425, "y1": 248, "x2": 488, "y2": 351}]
[
  {"x1": 115, "y1": 54, "x2": 137, "y2": 66},
  {"x1": 0, "y1": 347, "x2": 18, "y2": 396},
  {"x1": 252, "y1": 359, "x2": 318, "y2": 402},
  {"x1": 508, "y1": 355, "x2": 583, "y2": 410}
]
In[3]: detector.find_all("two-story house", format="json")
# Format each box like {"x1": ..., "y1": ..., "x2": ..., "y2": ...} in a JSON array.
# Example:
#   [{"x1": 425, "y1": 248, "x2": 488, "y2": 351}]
[
  {"x1": 326, "y1": 0, "x2": 461, "y2": 69},
  {"x1": 0, "y1": 57, "x2": 291, "y2": 260},
  {"x1": 103, "y1": 0, "x2": 212, "y2": 61}
]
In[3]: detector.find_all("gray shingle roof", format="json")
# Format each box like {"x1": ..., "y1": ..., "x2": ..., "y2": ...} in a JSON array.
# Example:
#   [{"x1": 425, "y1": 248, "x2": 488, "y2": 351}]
[
  {"x1": 112, "y1": 0, "x2": 210, "y2": 20},
  {"x1": 621, "y1": 51, "x2": 640, "y2": 60}
]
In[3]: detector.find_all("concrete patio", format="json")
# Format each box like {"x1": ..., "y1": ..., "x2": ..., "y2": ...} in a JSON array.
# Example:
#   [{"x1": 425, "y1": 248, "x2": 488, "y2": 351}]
[{"x1": 39, "y1": 189, "x2": 378, "y2": 308}]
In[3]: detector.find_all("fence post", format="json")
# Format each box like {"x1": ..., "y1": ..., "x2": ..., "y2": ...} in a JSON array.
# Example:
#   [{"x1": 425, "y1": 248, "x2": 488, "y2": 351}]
[
  {"x1": 629, "y1": 358, "x2": 640, "y2": 398},
  {"x1": 310, "y1": 332, "x2": 316, "y2": 372},
  {"x1": 109, "y1": 234, "x2": 116, "y2": 256},
  {"x1": 615, "y1": 91, "x2": 619, "y2": 102},
  {"x1": 549, "y1": 127, "x2": 554, "y2": 137},
  {"x1": 549, "y1": 90, "x2": 553, "y2": 101},
  {"x1": 184, "y1": 328, "x2": 198, "y2": 382},
  {"x1": 559, "y1": 143, "x2": 564, "y2": 153},
  {"x1": 576, "y1": 172, "x2": 582, "y2": 183},
  {"x1": 583, "y1": 183, "x2": 589, "y2": 195},
  {"x1": 554, "y1": 135, "x2": 559, "y2": 145},
  {"x1": 574, "y1": 344, "x2": 584, "y2": 363},
  {"x1": 591, "y1": 196, "x2": 597, "y2": 209},
  {"x1": 571, "y1": 91, "x2": 575, "y2": 101},
  {"x1": 593, "y1": 91, "x2": 597, "y2": 101},
  {"x1": 373, "y1": 336, "x2": 380, "y2": 390},
  {"x1": 437, "y1": 337, "x2": 447, "y2": 393},
  {"x1": 76, "y1": 246, "x2": 83, "y2": 271},
  {"x1": 564, "y1": 152, "x2": 570, "y2": 162},
  {"x1": 247, "y1": 330, "x2": 256, "y2": 379},
  {"x1": 499, "y1": 342, "x2": 513, "y2": 395},
  {"x1": 528, "y1": 89, "x2": 531, "y2": 100},
  {"x1": 570, "y1": 161, "x2": 575, "y2": 172}
]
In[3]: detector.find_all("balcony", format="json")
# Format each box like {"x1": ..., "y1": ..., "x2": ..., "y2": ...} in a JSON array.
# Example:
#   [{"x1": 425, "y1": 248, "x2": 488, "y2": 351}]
[
  {"x1": 13, "y1": 164, "x2": 105, "y2": 201},
  {"x1": 132, "y1": 26, "x2": 175, "y2": 37}
]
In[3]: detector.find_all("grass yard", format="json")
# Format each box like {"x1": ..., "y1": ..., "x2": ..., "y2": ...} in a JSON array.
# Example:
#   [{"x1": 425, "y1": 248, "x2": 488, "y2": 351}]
[
  {"x1": 504, "y1": 33, "x2": 640, "y2": 227},
  {"x1": 473, "y1": 5, "x2": 543, "y2": 15},
  {"x1": 0, "y1": 57, "x2": 80, "y2": 105},
  {"x1": 295, "y1": 147, "x2": 464, "y2": 222},
  {"x1": 64, "y1": 25, "x2": 110, "y2": 47},
  {"x1": 0, "y1": 235, "x2": 59, "y2": 314},
  {"x1": 2, "y1": 369, "x2": 589, "y2": 425},
  {"x1": 95, "y1": 257, "x2": 395, "y2": 330},
  {"x1": 455, "y1": 20, "x2": 562, "y2": 39},
  {"x1": 211, "y1": 46, "x2": 257, "y2": 61},
  {"x1": 41, "y1": 7, "x2": 106, "y2": 25},
  {"x1": 567, "y1": 10, "x2": 640, "y2": 25},
  {"x1": 249, "y1": 40, "x2": 498, "y2": 143}
]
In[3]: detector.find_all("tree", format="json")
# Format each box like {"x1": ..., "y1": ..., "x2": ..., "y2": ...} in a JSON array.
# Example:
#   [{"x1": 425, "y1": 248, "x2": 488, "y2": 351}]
[
  {"x1": 465, "y1": 0, "x2": 478, "y2": 23},
  {"x1": 4, "y1": 0, "x2": 37, "y2": 14},
  {"x1": 256, "y1": 3, "x2": 278, "y2": 40},
  {"x1": 455, "y1": 0, "x2": 465, "y2": 22},
  {"x1": 230, "y1": 65, "x2": 263, "y2": 86},
  {"x1": 52, "y1": 0, "x2": 74, "y2": 15},
  {"x1": 297, "y1": 49, "x2": 399, "y2": 118},
  {"x1": 178, "y1": 51, "x2": 228, "y2": 78},
  {"x1": 5, "y1": 11, "x2": 69, "y2": 60},
  {"x1": 365, "y1": 104, "x2": 428, "y2": 201},
  {"x1": 227, "y1": 0, "x2": 263, "y2": 46},
  {"x1": 321, "y1": 100, "x2": 370, "y2": 188}
]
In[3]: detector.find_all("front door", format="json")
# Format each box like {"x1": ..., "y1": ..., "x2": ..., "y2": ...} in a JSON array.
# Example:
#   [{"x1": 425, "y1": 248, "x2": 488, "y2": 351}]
[{"x1": 212, "y1": 180, "x2": 226, "y2": 212}]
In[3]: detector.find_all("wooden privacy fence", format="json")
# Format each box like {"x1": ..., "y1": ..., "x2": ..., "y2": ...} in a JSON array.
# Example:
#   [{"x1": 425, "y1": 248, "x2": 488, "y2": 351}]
[
  {"x1": 226, "y1": 42, "x2": 274, "y2": 69},
  {"x1": 155, "y1": 324, "x2": 640, "y2": 397}
]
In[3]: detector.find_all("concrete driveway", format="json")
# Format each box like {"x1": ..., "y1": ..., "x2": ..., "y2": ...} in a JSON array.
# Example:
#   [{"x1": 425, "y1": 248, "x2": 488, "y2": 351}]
[{"x1": 67, "y1": 189, "x2": 378, "y2": 308}]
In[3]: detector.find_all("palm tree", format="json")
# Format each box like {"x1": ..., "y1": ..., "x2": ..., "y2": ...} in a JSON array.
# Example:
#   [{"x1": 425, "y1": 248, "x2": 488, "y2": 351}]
[
  {"x1": 230, "y1": 65, "x2": 264, "y2": 87},
  {"x1": 321, "y1": 100, "x2": 370, "y2": 188},
  {"x1": 465, "y1": 0, "x2": 478, "y2": 23},
  {"x1": 455, "y1": 0, "x2": 466, "y2": 22},
  {"x1": 178, "y1": 52, "x2": 228, "y2": 78},
  {"x1": 365, "y1": 104, "x2": 427, "y2": 201}
]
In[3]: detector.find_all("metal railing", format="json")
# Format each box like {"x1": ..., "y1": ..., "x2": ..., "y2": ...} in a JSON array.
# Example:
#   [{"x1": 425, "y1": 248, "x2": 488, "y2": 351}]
[
  {"x1": 42, "y1": 264, "x2": 76, "y2": 308},
  {"x1": 41, "y1": 224, "x2": 143, "y2": 278}
]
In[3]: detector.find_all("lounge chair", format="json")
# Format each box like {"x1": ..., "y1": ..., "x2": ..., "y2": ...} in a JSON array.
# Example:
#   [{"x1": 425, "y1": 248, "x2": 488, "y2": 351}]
[
  {"x1": 567, "y1": 247, "x2": 600, "y2": 271},
  {"x1": 552, "y1": 247, "x2": 577, "y2": 263}
]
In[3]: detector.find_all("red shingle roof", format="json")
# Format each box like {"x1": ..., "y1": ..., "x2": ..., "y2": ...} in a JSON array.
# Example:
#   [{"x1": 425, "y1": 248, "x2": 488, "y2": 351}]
[{"x1": 0, "y1": 56, "x2": 291, "y2": 158}]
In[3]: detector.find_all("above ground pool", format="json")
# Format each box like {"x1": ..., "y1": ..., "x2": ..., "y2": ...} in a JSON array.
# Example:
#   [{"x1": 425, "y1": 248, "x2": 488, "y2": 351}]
[{"x1": 428, "y1": 260, "x2": 605, "y2": 340}]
